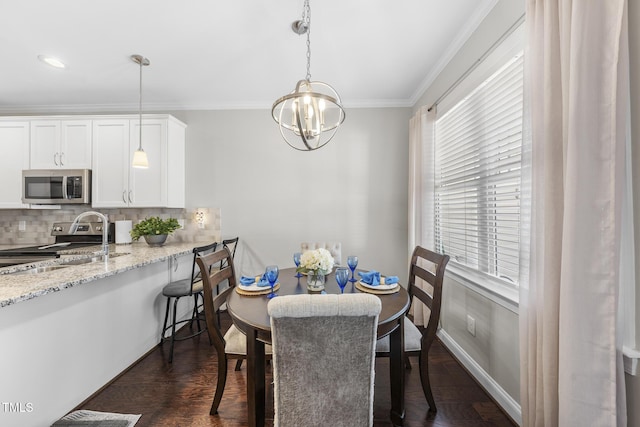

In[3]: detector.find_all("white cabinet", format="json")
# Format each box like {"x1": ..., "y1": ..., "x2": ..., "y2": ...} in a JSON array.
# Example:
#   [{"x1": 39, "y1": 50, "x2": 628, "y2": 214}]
[
  {"x1": 92, "y1": 115, "x2": 185, "y2": 208},
  {"x1": 0, "y1": 122, "x2": 29, "y2": 208},
  {"x1": 30, "y1": 120, "x2": 92, "y2": 169}
]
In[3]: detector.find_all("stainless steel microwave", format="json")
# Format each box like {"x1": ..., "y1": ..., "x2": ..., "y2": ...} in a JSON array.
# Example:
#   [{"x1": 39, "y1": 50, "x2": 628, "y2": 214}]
[{"x1": 22, "y1": 169, "x2": 91, "y2": 204}]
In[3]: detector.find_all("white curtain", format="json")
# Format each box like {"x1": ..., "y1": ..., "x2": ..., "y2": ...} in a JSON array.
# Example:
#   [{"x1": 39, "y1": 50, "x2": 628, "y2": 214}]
[
  {"x1": 408, "y1": 105, "x2": 436, "y2": 326},
  {"x1": 519, "y1": 1, "x2": 629, "y2": 426}
]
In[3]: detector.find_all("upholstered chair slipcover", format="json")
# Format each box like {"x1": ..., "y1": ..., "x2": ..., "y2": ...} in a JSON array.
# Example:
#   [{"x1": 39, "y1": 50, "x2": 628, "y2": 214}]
[{"x1": 268, "y1": 293, "x2": 381, "y2": 427}]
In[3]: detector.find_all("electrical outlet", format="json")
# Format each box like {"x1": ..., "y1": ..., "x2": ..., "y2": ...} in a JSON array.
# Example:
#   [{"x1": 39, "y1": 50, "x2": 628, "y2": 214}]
[
  {"x1": 177, "y1": 219, "x2": 185, "y2": 229},
  {"x1": 18, "y1": 220, "x2": 26, "y2": 231},
  {"x1": 466, "y1": 314, "x2": 476, "y2": 337}
]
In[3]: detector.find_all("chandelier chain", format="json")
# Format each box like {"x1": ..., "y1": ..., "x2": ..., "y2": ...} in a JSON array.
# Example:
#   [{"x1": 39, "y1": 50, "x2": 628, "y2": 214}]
[{"x1": 303, "y1": 0, "x2": 311, "y2": 81}]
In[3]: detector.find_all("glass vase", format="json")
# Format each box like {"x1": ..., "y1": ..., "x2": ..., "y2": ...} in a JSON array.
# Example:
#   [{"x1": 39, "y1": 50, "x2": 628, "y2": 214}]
[{"x1": 306, "y1": 271, "x2": 326, "y2": 291}]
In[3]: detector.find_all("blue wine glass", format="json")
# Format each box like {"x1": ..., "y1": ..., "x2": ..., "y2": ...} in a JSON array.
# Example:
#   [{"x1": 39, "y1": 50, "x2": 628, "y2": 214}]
[
  {"x1": 293, "y1": 252, "x2": 302, "y2": 278},
  {"x1": 347, "y1": 255, "x2": 358, "y2": 282},
  {"x1": 335, "y1": 267, "x2": 349, "y2": 293},
  {"x1": 265, "y1": 265, "x2": 279, "y2": 299}
]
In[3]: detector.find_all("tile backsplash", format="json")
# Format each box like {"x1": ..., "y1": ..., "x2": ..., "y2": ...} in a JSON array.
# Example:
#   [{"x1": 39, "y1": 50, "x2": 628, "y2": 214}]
[{"x1": 0, "y1": 207, "x2": 221, "y2": 245}]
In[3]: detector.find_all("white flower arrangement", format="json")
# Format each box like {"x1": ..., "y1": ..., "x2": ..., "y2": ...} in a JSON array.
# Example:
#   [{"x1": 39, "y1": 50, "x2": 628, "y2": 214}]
[{"x1": 296, "y1": 247, "x2": 335, "y2": 275}]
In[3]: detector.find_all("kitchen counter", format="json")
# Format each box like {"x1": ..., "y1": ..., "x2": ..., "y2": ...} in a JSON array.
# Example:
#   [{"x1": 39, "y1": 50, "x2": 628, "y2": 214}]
[
  {"x1": 0, "y1": 240, "x2": 200, "y2": 426},
  {"x1": 0, "y1": 241, "x2": 195, "y2": 308}
]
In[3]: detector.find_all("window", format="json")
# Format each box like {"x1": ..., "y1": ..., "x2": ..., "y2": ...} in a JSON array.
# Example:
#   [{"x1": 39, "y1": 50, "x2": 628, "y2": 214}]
[{"x1": 434, "y1": 53, "x2": 524, "y2": 285}]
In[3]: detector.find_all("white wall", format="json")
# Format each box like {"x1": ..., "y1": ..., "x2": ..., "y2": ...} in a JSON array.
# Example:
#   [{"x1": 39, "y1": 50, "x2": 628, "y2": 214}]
[{"x1": 171, "y1": 108, "x2": 412, "y2": 283}]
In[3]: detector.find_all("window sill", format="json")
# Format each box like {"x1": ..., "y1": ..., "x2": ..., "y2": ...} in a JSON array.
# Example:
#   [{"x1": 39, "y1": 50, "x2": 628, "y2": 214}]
[
  {"x1": 445, "y1": 263, "x2": 519, "y2": 314},
  {"x1": 624, "y1": 346, "x2": 640, "y2": 376}
]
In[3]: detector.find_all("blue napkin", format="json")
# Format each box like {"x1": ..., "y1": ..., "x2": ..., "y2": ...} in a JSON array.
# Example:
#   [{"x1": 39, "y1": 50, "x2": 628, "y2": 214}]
[
  {"x1": 240, "y1": 274, "x2": 270, "y2": 287},
  {"x1": 358, "y1": 271, "x2": 399, "y2": 286},
  {"x1": 358, "y1": 270, "x2": 381, "y2": 285},
  {"x1": 384, "y1": 276, "x2": 399, "y2": 285}
]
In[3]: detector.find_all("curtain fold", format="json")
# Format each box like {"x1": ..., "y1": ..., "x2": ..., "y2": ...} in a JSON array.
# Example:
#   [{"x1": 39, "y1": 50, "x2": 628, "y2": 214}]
[
  {"x1": 408, "y1": 105, "x2": 436, "y2": 326},
  {"x1": 520, "y1": 0, "x2": 629, "y2": 426}
]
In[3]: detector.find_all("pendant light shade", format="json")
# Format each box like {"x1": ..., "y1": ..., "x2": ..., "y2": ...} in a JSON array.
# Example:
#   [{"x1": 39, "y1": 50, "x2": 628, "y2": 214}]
[
  {"x1": 131, "y1": 54, "x2": 150, "y2": 169},
  {"x1": 272, "y1": 0, "x2": 345, "y2": 151},
  {"x1": 131, "y1": 149, "x2": 148, "y2": 168}
]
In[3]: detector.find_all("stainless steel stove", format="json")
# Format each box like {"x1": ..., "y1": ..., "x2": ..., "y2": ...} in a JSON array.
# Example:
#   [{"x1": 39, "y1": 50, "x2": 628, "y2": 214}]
[{"x1": 0, "y1": 221, "x2": 115, "y2": 268}]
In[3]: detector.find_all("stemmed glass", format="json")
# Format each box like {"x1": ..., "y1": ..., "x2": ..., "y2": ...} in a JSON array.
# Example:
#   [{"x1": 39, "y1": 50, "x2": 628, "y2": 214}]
[
  {"x1": 265, "y1": 265, "x2": 279, "y2": 299},
  {"x1": 293, "y1": 252, "x2": 302, "y2": 278},
  {"x1": 347, "y1": 255, "x2": 358, "y2": 282},
  {"x1": 335, "y1": 267, "x2": 349, "y2": 293}
]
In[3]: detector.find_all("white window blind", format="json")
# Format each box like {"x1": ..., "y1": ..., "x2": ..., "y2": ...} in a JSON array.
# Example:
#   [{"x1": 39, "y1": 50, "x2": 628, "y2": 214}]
[{"x1": 434, "y1": 53, "x2": 524, "y2": 285}]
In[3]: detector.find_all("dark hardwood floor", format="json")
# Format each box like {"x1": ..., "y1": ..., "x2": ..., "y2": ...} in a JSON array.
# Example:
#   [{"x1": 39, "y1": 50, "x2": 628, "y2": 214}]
[{"x1": 78, "y1": 313, "x2": 516, "y2": 426}]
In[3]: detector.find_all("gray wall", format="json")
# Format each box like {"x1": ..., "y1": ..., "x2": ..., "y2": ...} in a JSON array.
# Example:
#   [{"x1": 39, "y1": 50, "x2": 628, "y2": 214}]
[{"x1": 171, "y1": 108, "x2": 412, "y2": 282}]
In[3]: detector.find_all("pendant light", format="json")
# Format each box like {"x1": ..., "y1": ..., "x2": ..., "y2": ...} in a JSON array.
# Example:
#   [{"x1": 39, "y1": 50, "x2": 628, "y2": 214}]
[
  {"x1": 131, "y1": 54, "x2": 150, "y2": 169},
  {"x1": 272, "y1": 0, "x2": 345, "y2": 151}
]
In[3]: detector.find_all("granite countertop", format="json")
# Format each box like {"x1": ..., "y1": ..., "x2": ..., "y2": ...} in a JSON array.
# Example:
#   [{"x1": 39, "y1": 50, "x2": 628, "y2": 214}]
[{"x1": 0, "y1": 242, "x2": 196, "y2": 308}]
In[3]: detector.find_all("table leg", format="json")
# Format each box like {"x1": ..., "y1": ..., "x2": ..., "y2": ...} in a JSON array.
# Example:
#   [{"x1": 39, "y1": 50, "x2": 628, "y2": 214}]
[
  {"x1": 389, "y1": 316, "x2": 405, "y2": 426},
  {"x1": 246, "y1": 329, "x2": 266, "y2": 427}
]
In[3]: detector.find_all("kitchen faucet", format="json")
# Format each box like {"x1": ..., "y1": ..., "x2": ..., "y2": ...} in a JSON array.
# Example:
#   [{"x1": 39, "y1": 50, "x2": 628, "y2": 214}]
[{"x1": 70, "y1": 211, "x2": 109, "y2": 259}]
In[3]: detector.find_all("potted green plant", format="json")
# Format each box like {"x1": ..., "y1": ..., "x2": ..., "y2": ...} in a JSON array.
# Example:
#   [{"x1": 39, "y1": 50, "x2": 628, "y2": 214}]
[{"x1": 130, "y1": 217, "x2": 181, "y2": 247}]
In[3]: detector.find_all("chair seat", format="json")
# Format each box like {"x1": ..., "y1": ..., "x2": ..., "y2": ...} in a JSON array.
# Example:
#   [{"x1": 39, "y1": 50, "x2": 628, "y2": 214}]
[
  {"x1": 162, "y1": 279, "x2": 203, "y2": 297},
  {"x1": 224, "y1": 324, "x2": 272, "y2": 355},
  {"x1": 375, "y1": 320, "x2": 423, "y2": 353}
]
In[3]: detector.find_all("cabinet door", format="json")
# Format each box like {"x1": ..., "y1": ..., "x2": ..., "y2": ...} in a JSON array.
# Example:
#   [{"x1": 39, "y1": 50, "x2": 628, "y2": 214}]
[
  {"x1": 30, "y1": 120, "x2": 60, "y2": 169},
  {"x1": 60, "y1": 120, "x2": 92, "y2": 169},
  {"x1": 0, "y1": 122, "x2": 29, "y2": 208},
  {"x1": 129, "y1": 119, "x2": 167, "y2": 207},
  {"x1": 92, "y1": 120, "x2": 130, "y2": 208}
]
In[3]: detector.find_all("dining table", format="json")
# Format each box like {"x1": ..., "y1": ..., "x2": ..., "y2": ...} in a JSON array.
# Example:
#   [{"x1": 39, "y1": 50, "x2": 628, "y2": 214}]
[{"x1": 226, "y1": 267, "x2": 411, "y2": 427}]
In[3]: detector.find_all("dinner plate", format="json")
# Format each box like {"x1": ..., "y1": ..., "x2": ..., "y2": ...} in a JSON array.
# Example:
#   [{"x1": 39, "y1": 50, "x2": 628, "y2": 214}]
[
  {"x1": 238, "y1": 282, "x2": 277, "y2": 292},
  {"x1": 358, "y1": 280, "x2": 398, "y2": 291}
]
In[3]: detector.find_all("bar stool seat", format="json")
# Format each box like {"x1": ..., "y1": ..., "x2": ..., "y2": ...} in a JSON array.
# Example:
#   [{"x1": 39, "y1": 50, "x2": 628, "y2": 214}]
[{"x1": 162, "y1": 279, "x2": 203, "y2": 297}]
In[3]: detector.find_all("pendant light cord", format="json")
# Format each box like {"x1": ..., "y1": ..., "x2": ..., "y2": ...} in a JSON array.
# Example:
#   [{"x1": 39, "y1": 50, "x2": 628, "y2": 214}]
[{"x1": 138, "y1": 58, "x2": 143, "y2": 151}]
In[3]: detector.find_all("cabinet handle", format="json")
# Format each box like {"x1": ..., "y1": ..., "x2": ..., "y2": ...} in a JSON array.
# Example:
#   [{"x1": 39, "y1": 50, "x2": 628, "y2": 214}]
[
  {"x1": 60, "y1": 152, "x2": 65, "y2": 166},
  {"x1": 54, "y1": 152, "x2": 59, "y2": 166},
  {"x1": 122, "y1": 191, "x2": 127, "y2": 204},
  {"x1": 128, "y1": 190, "x2": 133, "y2": 203}
]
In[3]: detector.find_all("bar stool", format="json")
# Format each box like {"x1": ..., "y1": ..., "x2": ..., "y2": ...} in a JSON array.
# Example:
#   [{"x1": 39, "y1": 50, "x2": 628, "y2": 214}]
[{"x1": 160, "y1": 241, "x2": 218, "y2": 363}]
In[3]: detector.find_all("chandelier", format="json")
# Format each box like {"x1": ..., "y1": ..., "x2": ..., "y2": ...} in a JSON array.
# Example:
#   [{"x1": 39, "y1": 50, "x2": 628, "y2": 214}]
[{"x1": 271, "y1": 0, "x2": 345, "y2": 151}]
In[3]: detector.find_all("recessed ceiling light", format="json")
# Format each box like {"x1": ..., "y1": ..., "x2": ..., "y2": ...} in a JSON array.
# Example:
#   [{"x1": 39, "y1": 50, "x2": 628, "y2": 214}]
[{"x1": 38, "y1": 55, "x2": 66, "y2": 69}]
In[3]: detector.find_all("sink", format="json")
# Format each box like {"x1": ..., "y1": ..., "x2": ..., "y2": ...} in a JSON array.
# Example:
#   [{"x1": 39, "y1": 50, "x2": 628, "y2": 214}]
[
  {"x1": 9, "y1": 252, "x2": 131, "y2": 275},
  {"x1": 12, "y1": 265, "x2": 70, "y2": 275},
  {"x1": 61, "y1": 252, "x2": 130, "y2": 266}
]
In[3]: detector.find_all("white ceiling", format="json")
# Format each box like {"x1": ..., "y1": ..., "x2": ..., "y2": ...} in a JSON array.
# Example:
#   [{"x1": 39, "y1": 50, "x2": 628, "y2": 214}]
[{"x1": 0, "y1": 0, "x2": 497, "y2": 113}]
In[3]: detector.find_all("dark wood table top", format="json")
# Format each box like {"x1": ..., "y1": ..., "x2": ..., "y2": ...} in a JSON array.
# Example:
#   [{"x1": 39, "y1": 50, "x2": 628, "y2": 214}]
[{"x1": 227, "y1": 267, "x2": 410, "y2": 343}]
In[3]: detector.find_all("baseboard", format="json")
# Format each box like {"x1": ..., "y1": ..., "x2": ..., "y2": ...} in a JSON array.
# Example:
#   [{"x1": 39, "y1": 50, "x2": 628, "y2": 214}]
[{"x1": 437, "y1": 329, "x2": 522, "y2": 426}]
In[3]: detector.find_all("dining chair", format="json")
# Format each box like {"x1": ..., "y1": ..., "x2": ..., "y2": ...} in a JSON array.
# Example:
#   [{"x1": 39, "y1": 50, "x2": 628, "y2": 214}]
[
  {"x1": 195, "y1": 246, "x2": 272, "y2": 415},
  {"x1": 268, "y1": 293, "x2": 381, "y2": 427},
  {"x1": 375, "y1": 245, "x2": 449, "y2": 412},
  {"x1": 160, "y1": 241, "x2": 218, "y2": 363},
  {"x1": 300, "y1": 241, "x2": 342, "y2": 265}
]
